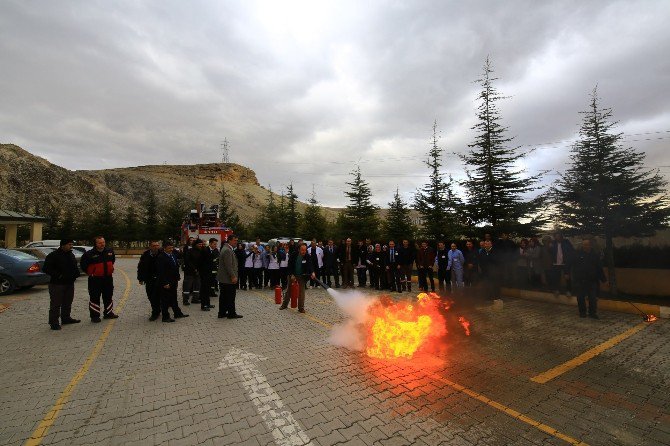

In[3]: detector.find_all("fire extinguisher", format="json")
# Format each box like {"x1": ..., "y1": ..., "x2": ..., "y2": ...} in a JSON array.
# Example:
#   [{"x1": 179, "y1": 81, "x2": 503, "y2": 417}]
[
  {"x1": 290, "y1": 279, "x2": 299, "y2": 308},
  {"x1": 274, "y1": 285, "x2": 282, "y2": 304}
]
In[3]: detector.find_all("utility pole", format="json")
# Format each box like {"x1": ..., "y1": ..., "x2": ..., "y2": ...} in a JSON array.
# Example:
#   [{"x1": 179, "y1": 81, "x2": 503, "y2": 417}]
[{"x1": 221, "y1": 138, "x2": 229, "y2": 163}]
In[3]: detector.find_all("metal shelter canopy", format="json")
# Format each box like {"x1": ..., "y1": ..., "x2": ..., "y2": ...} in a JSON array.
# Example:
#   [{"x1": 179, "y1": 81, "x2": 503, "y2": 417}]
[{"x1": 0, "y1": 210, "x2": 49, "y2": 248}]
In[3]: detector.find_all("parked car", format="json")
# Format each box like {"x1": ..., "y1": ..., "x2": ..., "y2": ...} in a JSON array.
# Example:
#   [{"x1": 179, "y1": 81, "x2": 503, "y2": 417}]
[
  {"x1": 0, "y1": 249, "x2": 50, "y2": 295},
  {"x1": 22, "y1": 240, "x2": 61, "y2": 248},
  {"x1": 12, "y1": 247, "x2": 57, "y2": 259}
]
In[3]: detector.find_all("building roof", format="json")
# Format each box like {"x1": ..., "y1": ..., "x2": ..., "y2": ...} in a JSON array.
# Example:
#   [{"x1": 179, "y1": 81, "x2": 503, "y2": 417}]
[{"x1": 0, "y1": 210, "x2": 49, "y2": 224}]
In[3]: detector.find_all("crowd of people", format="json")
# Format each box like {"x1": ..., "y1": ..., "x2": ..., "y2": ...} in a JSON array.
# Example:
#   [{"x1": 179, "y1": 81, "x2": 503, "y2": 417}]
[{"x1": 41, "y1": 231, "x2": 607, "y2": 330}]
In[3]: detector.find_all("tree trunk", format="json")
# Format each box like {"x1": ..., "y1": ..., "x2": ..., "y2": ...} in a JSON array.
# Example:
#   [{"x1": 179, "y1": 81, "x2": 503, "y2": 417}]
[{"x1": 605, "y1": 233, "x2": 617, "y2": 297}]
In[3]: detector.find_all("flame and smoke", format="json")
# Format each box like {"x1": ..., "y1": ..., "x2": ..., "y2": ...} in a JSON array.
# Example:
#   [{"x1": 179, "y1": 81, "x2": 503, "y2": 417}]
[{"x1": 329, "y1": 290, "x2": 471, "y2": 360}]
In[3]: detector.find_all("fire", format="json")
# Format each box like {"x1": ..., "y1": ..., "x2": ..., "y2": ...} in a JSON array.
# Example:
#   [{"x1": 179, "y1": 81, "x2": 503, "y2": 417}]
[
  {"x1": 365, "y1": 293, "x2": 447, "y2": 359},
  {"x1": 458, "y1": 316, "x2": 471, "y2": 336}
]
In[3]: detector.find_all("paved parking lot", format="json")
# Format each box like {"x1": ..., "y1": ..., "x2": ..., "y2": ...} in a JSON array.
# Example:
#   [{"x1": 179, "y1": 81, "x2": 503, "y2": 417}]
[{"x1": 1, "y1": 258, "x2": 669, "y2": 446}]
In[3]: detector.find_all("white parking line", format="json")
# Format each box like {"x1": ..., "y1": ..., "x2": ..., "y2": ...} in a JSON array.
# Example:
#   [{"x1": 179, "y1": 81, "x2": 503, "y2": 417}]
[{"x1": 218, "y1": 347, "x2": 313, "y2": 446}]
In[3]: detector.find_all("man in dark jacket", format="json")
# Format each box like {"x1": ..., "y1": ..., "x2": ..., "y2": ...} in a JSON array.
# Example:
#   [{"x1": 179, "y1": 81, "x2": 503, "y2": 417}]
[
  {"x1": 183, "y1": 239, "x2": 204, "y2": 305},
  {"x1": 397, "y1": 239, "x2": 415, "y2": 292},
  {"x1": 463, "y1": 240, "x2": 479, "y2": 286},
  {"x1": 137, "y1": 240, "x2": 162, "y2": 321},
  {"x1": 80, "y1": 236, "x2": 118, "y2": 322},
  {"x1": 43, "y1": 239, "x2": 81, "y2": 330},
  {"x1": 568, "y1": 239, "x2": 607, "y2": 319},
  {"x1": 386, "y1": 240, "x2": 402, "y2": 293},
  {"x1": 199, "y1": 238, "x2": 218, "y2": 311},
  {"x1": 156, "y1": 241, "x2": 189, "y2": 322},
  {"x1": 415, "y1": 241, "x2": 435, "y2": 292},
  {"x1": 435, "y1": 241, "x2": 449, "y2": 292},
  {"x1": 368, "y1": 244, "x2": 385, "y2": 290},
  {"x1": 338, "y1": 238, "x2": 356, "y2": 288},
  {"x1": 478, "y1": 240, "x2": 501, "y2": 300},
  {"x1": 322, "y1": 239, "x2": 340, "y2": 288},
  {"x1": 281, "y1": 244, "x2": 315, "y2": 313}
]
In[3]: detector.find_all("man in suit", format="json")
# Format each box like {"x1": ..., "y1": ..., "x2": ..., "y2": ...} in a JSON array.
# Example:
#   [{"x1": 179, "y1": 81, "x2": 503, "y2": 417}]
[
  {"x1": 397, "y1": 239, "x2": 415, "y2": 292},
  {"x1": 386, "y1": 240, "x2": 402, "y2": 293},
  {"x1": 156, "y1": 241, "x2": 189, "y2": 322},
  {"x1": 416, "y1": 241, "x2": 436, "y2": 292},
  {"x1": 217, "y1": 235, "x2": 242, "y2": 319},
  {"x1": 322, "y1": 239, "x2": 340, "y2": 288},
  {"x1": 339, "y1": 238, "x2": 356, "y2": 288}
]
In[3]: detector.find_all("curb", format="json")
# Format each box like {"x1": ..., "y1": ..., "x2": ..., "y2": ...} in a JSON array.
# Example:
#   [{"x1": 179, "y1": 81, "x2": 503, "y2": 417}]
[{"x1": 502, "y1": 287, "x2": 669, "y2": 319}]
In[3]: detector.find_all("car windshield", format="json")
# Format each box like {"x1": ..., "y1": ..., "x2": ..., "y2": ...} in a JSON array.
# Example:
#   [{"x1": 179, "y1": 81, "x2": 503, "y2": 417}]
[{"x1": 1, "y1": 249, "x2": 39, "y2": 260}]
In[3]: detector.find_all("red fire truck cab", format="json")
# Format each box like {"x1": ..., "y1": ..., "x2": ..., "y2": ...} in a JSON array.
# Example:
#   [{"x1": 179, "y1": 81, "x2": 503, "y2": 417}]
[{"x1": 181, "y1": 203, "x2": 234, "y2": 246}]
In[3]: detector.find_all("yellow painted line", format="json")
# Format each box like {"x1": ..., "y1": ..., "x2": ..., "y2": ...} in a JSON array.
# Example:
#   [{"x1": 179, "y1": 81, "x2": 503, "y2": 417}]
[
  {"x1": 0, "y1": 303, "x2": 8, "y2": 314},
  {"x1": 24, "y1": 268, "x2": 132, "y2": 446},
  {"x1": 427, "y1": 372, "x2": 589, "y2": 445},
  {"x1": 250, "y1": 289, "x2": 587, "y2": 444},
  {"x1": 530, "y1": 321, "x2": 650, "y2": 384}
]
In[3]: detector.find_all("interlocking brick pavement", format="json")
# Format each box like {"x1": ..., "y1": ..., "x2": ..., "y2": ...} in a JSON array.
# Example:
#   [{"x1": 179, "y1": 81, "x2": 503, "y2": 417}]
[{"x1": 0, "y1": 259, "x2": 668, "y2": 445}]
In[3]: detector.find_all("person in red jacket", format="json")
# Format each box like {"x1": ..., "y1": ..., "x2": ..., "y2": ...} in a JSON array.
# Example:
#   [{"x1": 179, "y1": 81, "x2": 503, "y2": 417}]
[{"x1": 80, "y1": 236, "x2": 118, "y2": 322}]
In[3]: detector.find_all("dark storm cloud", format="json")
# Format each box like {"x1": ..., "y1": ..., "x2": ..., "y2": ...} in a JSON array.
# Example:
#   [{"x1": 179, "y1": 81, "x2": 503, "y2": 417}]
[{"x1": 1, "y1": 0, "x2": 668, "y2": 207}]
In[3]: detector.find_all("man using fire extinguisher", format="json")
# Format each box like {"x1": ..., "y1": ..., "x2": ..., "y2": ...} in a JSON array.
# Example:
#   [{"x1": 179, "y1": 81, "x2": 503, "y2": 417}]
[{"x1": 280, "y1": 243, "x2": 315, "y2": 313}]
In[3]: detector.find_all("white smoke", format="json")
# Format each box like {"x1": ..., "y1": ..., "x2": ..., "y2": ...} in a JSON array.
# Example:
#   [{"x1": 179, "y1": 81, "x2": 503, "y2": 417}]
[{"x1": 326, "y1": 288, "x2": 375, "y2": 351}]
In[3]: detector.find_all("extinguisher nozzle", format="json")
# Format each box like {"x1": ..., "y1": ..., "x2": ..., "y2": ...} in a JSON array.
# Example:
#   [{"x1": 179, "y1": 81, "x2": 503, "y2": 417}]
[{"x1": 313, "y1": 278, "x2": 330, "y2": 290}]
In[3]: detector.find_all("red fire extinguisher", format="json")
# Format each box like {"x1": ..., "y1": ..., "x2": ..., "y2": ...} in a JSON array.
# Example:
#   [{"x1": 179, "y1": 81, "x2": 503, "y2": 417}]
[
  {"x1": 290, "y1": 279, "x2": 299, "y2": 308},
  {"x1": 274, "y1": 285, "x2": 282, "y2": 304}
]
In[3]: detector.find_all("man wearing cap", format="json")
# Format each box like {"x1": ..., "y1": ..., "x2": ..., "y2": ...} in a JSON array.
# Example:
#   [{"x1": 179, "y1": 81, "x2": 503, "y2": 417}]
[
  {"x1": 42, "y1": 239, "x2": 81, "y2": 330},
  {"x1": 217, "y1": 235, "x2": 242, "y2": 319},
  {"x1": 80, "y1": 236, "x2": 118, "y2": 322}
]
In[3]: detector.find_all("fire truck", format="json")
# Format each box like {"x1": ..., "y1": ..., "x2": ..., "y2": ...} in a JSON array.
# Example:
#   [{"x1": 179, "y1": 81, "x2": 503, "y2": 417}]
[{"x1": 181, "y1": 203, "x2": 234, "y2": 246}]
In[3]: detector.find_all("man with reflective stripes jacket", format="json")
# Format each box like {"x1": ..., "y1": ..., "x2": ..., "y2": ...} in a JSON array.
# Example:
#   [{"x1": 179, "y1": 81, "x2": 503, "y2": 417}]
[{"x1": 80, "y1": 236, "x2": 118, "y2": 322}]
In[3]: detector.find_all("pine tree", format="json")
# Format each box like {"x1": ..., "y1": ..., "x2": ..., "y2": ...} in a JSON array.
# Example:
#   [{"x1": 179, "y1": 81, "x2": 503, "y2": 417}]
[
  {"x1": 285, "y1": 183, "x2": 301, "y2": 236},
  {"x1": 554, "y1": 87, "x2": 670, "y2": 295},
  {"x1": 143, "y1": 185, "x2": 160, "y2": 241},
  {"x1": 460, "y1": 57, "x2": 546, "y2": 235},
  {"x1": 161, "y1": 195, "x2": 186, "y2": 243},
  {"x1": 384, "y1": 188, "x2": 416, "y2": 242},
  {"x1": 120, "y1": 205, "x2": 139, "y2": 248},
  {"x1": 93, "y1": 193, "x2": 117, "y2": 241},
  {"x1": 219, "y1": 183, "x2": 242, "y2": 232},
  {"x1": 301, "y1": 188, "x2": 328, "y2": 240},
  {"x1": 414, "y1": 121, "x2": 461, "y2": 242},
  {"x1": 252, "y1": 187, "x2": 281, "y2": 240},
  {"x1": 338, "y1": 166, "x2": 379, "y2": 241}
]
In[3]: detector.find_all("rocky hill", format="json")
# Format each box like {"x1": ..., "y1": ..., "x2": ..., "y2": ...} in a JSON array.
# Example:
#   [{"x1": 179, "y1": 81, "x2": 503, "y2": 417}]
[{"x1": 0, "y1": 143, "x2": 338, "y2": 224}]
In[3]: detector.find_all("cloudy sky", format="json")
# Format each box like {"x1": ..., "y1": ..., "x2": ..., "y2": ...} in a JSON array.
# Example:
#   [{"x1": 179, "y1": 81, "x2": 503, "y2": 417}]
[{"x1": 1, "y1": 0, "x2": 669, "y2": 207}]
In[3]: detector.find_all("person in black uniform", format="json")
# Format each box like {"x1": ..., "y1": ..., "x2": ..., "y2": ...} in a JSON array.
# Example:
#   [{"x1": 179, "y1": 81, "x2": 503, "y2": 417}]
[
  {"x1": 137, "y1": 240, "x2": 162, "y2": 321},
  {"x1": 386, "y1": 240, "x2": 402, "y2": 293},
  {"x1": 435, "y1": 241, "x2": 449, "y2": 292},
  {"x1": 567, "y1": 239, "x2": 607, "y2": 319},
  {"x1": 42, "y1": 239, "x2": 81, "y2": 330},
  {"x1": 156, "y1": 241, "x2": 189, "y2": 322},
  {"x1": 80, "y1": 236, "x2": 118, "y2": 322}
]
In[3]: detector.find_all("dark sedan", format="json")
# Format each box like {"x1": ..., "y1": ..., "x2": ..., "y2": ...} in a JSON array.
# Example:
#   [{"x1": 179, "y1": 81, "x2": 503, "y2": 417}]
[{"x1": 0, "y1": 249, "x2": 50, "y2": 295}]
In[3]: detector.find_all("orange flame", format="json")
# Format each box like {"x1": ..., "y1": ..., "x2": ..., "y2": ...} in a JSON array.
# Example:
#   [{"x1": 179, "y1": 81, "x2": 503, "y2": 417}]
[
  {"x1": 458, "y1": 316, "x2": 471, "y2": 336},
  {"x1": 365, "y1": 293, "x2": 447, "y2": 359}
]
